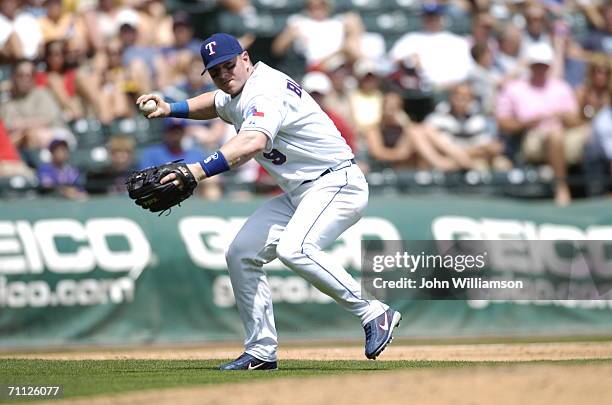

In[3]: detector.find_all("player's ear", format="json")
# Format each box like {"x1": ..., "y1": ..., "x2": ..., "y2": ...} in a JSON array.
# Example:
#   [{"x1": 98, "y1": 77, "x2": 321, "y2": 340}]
[{"x1": 241, "y1": 51, "x2": 250, "y2": 64}]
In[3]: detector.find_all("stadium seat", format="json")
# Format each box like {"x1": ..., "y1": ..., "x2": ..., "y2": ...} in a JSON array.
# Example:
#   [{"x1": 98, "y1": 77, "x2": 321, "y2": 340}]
[
  {"x1": 69, "y1": 145, "x2": 109, "y2": 172},
  {"x1": 0, "y1": 175, "x2": 39, "y2": 197},
  {"x1": 363, "y1": 166, "x2": 563, "y2": 198},
  {"x1": 394, "y1": 0, "x2": 422, "y2": 9},
  {"x1": 110, "y1": 116, "x2": 163, "y2": 146},
  {"x1": 217, "y1": 11, "x2": 288, "y2": 38},
  {"x1": 253, "y1": 0, "x2": 302, "y2": 13},
  {"x1": 166, "y1": 0, "x2": 216, "y2": 13},
  {"x1": 349, "y1": 0, "x2": 387, "y2": 12},
  {"x1": 361, "y1": 11, "x2": 421, "y2": 35},
  {"x1": 255, "y1": 13, "x2": 290, "y2": 37},
  {"x1": 446, "y1": 14, "x2": 471, "y2": 36},
  {"x1": 71, "y1": 118, "x2": 105, "y2": 149},
  {"x1": 333, "y1": 0, "x2": 354, "y2": 13}
]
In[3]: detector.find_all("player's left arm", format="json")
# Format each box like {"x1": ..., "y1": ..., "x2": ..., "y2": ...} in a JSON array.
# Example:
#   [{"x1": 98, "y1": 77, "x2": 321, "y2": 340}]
[{"x1": 161, "y1": 129, "x2": 268, "y2": 186}]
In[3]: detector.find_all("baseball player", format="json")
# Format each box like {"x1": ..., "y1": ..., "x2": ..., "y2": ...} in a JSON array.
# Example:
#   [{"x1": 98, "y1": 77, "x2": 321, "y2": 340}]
[{"x1": 137, "y1": 33, "x2": 401, "y2": 370}]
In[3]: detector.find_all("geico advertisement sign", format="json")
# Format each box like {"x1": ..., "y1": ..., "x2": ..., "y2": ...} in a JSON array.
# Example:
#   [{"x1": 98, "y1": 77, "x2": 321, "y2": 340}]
[
  {"x1": 0, "y1": 219, "x2": 150, "y2": 274},
  {"x1": 433, "y1": 216, "x2": 612, "y2": 278},
  {"x1": 0, "y1": 218, "x2": 151, "y2": 308}
]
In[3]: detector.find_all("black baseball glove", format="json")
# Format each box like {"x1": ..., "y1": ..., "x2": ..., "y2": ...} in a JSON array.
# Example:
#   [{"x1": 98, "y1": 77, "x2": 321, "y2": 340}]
[{"x1": 126, "y1": 160, "x2": 198, "y2": 214}]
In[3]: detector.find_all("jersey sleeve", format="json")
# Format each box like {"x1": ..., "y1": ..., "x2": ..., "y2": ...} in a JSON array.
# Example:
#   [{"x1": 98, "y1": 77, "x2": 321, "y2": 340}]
[
  {"x1": 213, "y1": 90, "x2": 233, "y2": 124},
  {"x1": 240, "y1": 95, "x2": 286, "y2": 151}
]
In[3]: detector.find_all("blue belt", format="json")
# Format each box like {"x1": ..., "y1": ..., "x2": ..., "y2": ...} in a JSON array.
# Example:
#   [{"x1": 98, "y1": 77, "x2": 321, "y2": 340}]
[{"x1": 301, "y1": 159, "x2": 356, "y2": 185}]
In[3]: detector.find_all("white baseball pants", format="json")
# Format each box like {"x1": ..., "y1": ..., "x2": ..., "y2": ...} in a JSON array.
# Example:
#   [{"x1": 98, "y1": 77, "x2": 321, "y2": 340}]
[{"x1": 225, "y1": 163, "x2": 388, "y2": 361}]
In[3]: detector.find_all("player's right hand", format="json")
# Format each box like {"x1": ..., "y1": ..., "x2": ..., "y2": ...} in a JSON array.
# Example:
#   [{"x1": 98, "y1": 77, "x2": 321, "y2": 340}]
[{"x1": 135, "y1": 94, "x2": 170, "y2": 119}]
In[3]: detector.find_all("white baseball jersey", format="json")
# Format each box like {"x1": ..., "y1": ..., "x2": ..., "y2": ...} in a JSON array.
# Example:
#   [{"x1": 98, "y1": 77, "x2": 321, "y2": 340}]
[{"x1": 214, "y1": 62, "x2": 354, "y2": 192}]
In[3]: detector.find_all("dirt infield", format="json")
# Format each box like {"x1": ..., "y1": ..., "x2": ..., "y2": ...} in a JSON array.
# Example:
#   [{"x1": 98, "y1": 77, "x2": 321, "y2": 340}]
[
  {"x1": 6, "y1": 341, "x2": 612, "y2": 361},
  {"x1": 12, "y1": 342, "x2": 612, "y2": 405}
]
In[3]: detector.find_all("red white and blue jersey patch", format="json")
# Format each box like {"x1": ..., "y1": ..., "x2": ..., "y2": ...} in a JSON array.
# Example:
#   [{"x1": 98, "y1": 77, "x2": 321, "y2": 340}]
[{"x1": 247, "y1": 106, "x2": 265, "y2": 117}]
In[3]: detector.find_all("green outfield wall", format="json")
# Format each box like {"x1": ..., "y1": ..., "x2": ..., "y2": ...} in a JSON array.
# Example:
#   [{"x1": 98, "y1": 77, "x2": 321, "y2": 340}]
[{"x1": 1, "y1": 195, "x2": 612, "y2": 347}]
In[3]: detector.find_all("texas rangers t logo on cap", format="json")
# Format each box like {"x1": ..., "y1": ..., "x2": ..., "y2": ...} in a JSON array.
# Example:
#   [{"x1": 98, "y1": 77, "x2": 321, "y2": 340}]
[
  {"x1": 205, "y1": 41, "x2": 217, "y2": 55},
  {"x1": 200, "y1": 33, "x2": 244, "y2": 74}
]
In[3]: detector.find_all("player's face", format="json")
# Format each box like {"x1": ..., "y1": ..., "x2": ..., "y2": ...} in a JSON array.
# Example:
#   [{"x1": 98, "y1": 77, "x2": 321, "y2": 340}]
[{"x1": 208, "y1": 52, "x2": 250, "y2": 96}]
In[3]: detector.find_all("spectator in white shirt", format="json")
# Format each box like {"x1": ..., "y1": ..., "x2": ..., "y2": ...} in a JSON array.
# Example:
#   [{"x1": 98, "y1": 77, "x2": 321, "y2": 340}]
[
  {"x1": 0, "y1": 0, "x2": 43, "y2": 61},
  {"x1": 388, "y1": 3, "x2": 474, "y2": 90},
  {"x1": 271, "y1": 0, "x2": 362, "y2": 70}
]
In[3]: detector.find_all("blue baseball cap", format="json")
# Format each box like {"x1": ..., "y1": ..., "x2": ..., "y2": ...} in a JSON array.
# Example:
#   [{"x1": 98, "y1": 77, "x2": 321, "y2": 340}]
[
  {"x1": 200, "y1": 33, "x2": 243, "y2": 75},
  {"x1": 48, "y1": 138, "x2": 68, "y2": 151},
  {"x1": 422, "y1": 2, "x2": 445, "y2": 15}
]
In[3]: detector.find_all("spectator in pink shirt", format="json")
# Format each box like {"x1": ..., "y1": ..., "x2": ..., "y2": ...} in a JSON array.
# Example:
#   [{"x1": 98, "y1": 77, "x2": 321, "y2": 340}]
[{"x1": 496, "y1": 42, "x2": 580, "y2": 206}]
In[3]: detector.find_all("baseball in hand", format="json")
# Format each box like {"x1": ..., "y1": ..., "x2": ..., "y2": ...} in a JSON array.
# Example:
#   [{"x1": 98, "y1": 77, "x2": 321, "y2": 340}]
[{"x1": 139, "y1": 100, "x2": 157, "y2": 116}]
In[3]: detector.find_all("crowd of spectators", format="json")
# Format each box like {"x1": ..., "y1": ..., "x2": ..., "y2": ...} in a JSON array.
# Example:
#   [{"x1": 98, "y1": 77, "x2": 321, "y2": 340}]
[{"x1": 0, "y1": 0, "x2": 611, "y2": 205}]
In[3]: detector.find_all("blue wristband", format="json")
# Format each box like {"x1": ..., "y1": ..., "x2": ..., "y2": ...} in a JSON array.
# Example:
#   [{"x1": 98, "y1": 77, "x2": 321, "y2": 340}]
[
  {"x1": 199, "y1": 151, "x2": 230, "y2": 177},
  {"x1": 169, "y1": 100, "x2": 189, "y2": 118}
]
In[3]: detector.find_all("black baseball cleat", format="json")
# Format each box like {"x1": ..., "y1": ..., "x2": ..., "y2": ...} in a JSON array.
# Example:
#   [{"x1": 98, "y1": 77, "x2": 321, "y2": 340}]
[
  {"x1": 219, "y1": 353, "x2": 278, "y2": 371},
  {"x1": 364, "y1": 308, "x2": 402, "y2": 360}
]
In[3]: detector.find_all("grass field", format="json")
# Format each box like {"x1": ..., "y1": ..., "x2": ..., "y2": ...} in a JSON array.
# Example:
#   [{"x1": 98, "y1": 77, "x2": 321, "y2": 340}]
[
  {"x1": 2, "y1": 343, "x2": 612, "y2": 404},
  {"x1": 1, "y1": 358, "x2": 612, "y2": 403},
  {"x1": 2, "y1": 358, "x2": 457, "y2": 399}
]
